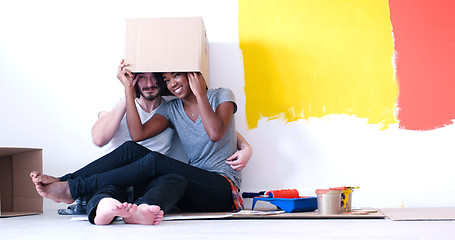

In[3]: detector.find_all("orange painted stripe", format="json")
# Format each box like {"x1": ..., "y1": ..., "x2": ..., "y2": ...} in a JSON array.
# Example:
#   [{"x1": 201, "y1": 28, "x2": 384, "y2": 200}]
[{"x1": 390, "y1": 0, "x2": 455, "y2": 130}]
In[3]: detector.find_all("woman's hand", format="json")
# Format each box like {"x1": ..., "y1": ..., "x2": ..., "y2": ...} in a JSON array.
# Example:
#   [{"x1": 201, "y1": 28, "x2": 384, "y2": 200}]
[
  {"x1": 187, "y1": 72, "x2": 207, "y2": 98},
  {"x1": 117, "y1": 59, "x2": 136, "y2": 88}
]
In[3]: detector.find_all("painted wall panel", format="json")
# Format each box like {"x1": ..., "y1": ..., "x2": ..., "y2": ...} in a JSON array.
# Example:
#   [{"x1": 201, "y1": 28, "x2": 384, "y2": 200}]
[
  {"x1": 239, "y1": 0, "x2": 398, "y2": 130},
  {"x1": 390, "y1": 0, "x2": 455, "y2": 130}
]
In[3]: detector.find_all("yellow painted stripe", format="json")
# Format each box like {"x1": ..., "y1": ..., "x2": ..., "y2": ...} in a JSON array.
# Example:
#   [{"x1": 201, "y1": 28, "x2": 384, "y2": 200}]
[{"x1": 239, "y1": 0, "x2": 398, "y2": 129}]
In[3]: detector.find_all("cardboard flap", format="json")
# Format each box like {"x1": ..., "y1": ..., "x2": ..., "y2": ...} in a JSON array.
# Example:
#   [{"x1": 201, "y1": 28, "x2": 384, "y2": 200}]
[
  {"x1": 0, "y1": 147, "x2": 43, "y2": 217},
  {"x1": 12, "y1": 150, "x2": 42, "y2": 212}
]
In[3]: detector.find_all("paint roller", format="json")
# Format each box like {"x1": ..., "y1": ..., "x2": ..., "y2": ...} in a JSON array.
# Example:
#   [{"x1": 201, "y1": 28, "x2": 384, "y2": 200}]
[{"x1": 242, "y1": 189, "x2": 300, "y2": 199}]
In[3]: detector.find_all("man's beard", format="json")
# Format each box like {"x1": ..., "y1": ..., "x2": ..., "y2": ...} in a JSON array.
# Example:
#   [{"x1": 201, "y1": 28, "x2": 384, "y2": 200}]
[{"x1": 140, "y1": 88, "x2": 159, "y2": 101}]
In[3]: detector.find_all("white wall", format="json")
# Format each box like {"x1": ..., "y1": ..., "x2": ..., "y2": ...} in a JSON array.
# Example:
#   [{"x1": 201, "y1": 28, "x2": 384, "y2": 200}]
[{"x1": 1, "y1": 0, "x2": 454, "y2": 210}]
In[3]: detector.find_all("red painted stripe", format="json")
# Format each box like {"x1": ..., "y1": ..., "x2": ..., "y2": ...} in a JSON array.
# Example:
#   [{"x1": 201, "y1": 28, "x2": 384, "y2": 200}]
[{"x1": 390, "y1": 0, "x2": 455, "y2": 130}]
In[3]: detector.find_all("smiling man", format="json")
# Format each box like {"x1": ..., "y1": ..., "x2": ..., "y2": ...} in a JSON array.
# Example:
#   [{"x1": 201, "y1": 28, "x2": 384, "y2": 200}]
[{"x1": 91, "y1": 67, "x2": 174, "y2": 155}]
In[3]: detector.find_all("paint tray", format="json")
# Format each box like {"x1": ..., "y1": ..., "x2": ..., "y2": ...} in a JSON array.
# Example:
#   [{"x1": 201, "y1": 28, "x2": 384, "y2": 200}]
[{"x1": 252, "y1": 196, "x2": 318, "y2": 213}]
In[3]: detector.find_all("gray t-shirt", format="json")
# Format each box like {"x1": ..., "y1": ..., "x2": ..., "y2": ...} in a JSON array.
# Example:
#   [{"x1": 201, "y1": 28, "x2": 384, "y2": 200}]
[{"x1": 156, "y1": 88, "x2": 241, "y2": 188}]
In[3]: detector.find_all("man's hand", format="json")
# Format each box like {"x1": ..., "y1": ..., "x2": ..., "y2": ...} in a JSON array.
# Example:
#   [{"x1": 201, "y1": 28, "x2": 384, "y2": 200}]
[{"x1": 225, "y1": 147, "x2": 252, "y2": 171}]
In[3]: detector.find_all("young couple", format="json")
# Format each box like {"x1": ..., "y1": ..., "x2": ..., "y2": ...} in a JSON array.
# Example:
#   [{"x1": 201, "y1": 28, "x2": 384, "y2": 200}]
[{"x1": 31, "y1": 60, "x2": 252, "y2": 225}]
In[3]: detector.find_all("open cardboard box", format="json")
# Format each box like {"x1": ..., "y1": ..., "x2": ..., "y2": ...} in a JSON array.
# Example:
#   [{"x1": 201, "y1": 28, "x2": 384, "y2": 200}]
[
  {"x1": 124, "y1": 17, "x2": 210, "y2": 86},
  {"x1": 0, "y1": 147, "x2": 43, "y2": 217}
]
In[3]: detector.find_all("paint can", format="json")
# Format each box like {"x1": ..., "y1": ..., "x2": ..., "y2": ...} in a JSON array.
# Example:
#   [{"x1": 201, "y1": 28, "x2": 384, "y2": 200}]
[
  {"x1": 330, "y1": 187, "x2": 358, "y2": 212},
  {"x1": 315, "y1": 189, "x2": 342, "y2": 215},
  {"x1": 342, "y1": 189, "x2": 352, "y2": 212}
]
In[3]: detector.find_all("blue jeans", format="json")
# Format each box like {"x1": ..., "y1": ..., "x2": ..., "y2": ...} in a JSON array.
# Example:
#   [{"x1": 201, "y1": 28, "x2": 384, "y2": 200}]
[{"x1": 61, "y1": 141, "x2": 233, "y2": 212}]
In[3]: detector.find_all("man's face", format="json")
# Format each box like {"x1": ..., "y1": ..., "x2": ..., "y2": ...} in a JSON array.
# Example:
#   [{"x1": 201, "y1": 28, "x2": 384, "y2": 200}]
[{"x1": 135, "y1": 73, "x2": 160, "y2": 101}]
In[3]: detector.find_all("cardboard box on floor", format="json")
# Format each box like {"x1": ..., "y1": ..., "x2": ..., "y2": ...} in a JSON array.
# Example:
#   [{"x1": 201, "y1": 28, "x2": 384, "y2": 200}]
[
  {"x1": 124, "y1": 17, "x2": 210, "y2": 86},
  {"x1": 0, "y1": 147, "x2": 43, "y2": 217}
]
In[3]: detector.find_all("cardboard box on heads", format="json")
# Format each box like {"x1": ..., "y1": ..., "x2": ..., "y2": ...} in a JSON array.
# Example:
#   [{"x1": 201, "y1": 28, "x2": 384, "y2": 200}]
[{"x1": 124, "y1": 17, "x2": 209, "y2": 86}]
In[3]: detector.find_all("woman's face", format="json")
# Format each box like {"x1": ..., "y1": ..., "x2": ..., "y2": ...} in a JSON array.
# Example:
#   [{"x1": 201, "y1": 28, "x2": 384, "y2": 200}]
[{"x1": 162, "y1": 72, "x2": 190, "y2": 98}]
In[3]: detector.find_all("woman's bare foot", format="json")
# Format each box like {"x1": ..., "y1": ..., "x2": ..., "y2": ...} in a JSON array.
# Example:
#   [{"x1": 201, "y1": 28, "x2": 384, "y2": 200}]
[
  {"x1": 30, "y1": 171, "x2": 60, "y2": 185},
  {"x1": 94, "y1": 198, "x2": 133, "y2": 225},
  {"x1": 35, "y1": 181, "x2": 74, "y2": 204},
  {"x1": 123, "y1": 204, "x2": 164, "y2": 225}
]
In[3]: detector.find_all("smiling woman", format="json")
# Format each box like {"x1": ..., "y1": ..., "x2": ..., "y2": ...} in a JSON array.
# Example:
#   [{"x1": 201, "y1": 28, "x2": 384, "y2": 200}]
[{"x1": 163, "y1": 72, "x2": 199, "y2": 120}]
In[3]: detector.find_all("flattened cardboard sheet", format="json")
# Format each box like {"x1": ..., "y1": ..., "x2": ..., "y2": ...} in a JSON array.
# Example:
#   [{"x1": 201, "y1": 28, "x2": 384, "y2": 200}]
[
  {"x1": 380, "y1": 207, "x2": 455, "y2": 221},
  {"x1": 158, "y1": 210, "x2": 385, "y2": 221},
  {"x1": 230, "y1": 210, "x2": 385, "y2": 219}
]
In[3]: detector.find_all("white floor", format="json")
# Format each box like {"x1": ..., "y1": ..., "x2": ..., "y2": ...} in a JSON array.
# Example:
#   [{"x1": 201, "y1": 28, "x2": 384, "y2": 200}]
[{"x1": 1, "y1": 210, "x2": 455, "y2": 240}]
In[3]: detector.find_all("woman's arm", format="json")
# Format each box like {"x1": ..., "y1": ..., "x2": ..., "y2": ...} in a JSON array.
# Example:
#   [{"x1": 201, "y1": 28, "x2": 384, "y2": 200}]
[
  {"x1": 226, "y1": 132, "x2": 253, "y2": 171},
  {"x1": 117, "y1": 60, "x2": 169, "y2": 142},
  {"x1": 188, "y1": 72, "x2": 234, "y2": 142}
]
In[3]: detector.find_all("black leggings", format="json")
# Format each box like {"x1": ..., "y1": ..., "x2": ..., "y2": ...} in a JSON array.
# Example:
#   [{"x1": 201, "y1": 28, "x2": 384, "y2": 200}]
[{"x1": 61, "y1": 141, "x2": 234, "y2": 212}]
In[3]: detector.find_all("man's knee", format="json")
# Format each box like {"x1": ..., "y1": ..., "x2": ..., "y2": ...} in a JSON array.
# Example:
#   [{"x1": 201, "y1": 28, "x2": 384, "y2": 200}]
[
  {"x1": 146, "y1": 151, "x2": 163, "y2": 159},
  {"x1": 121, "y1": 140, "x2": 138, "y2": 149}
]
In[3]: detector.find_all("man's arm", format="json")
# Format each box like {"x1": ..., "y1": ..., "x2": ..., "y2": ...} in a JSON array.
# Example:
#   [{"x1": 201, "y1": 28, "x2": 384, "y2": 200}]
[
  {"x1": 91, "y1": 98, "x2": 126, "y2": 147},
  {"x1": 225, "y1": 132, "x2": 253, "y2": 171}
]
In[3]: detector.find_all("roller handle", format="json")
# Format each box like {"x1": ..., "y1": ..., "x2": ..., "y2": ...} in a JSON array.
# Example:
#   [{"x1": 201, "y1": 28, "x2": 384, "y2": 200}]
[{"x1": 242, "y1": 191, "x2": 266, "y2": 198}]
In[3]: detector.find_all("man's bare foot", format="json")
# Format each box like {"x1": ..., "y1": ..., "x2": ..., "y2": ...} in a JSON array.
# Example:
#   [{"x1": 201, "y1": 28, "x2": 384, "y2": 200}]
[
  {"x1": 123, "y1": 204, "x2": 164, "y2": 225},
  {"x1": 30, "y1": 171, "x2": 60, "y2": 185},
  {"x1": 35, "y1": 181, "x2": 74, "y2": 204},
  {"x1": 94, "y1": 198, "x2": 133, "y2": 225}
]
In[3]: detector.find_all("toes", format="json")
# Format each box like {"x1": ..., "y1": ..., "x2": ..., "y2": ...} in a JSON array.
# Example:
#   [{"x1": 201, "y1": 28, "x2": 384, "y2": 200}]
[
  {"x1": 124, "y1": 203, "x2": 133, "y2": 211},
  {"x1": 152, "y1": 209, "x2": 164, "y2": 225},
  {"x1": 30, "y1": 171, "x2": 40, "y2": 178}
]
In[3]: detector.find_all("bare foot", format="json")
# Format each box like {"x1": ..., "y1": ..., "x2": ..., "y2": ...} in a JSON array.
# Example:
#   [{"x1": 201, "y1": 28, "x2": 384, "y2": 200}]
[
  {"x1": 123, "y1": 204, "x2": 164, "y2": 225},
  {"x1": 35, "y1": 181, "x2": 74, "y2": 204},
  {"x1": 30, "y1": 171, "x2": 60, "y2": 185},
  {"x1": 94, "y1": 198, "x2": 133, "y2": 225}
]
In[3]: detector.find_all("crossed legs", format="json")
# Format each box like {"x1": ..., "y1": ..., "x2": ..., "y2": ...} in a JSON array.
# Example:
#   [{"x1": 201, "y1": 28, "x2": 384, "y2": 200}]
[
  {"x1": 30, "y1": 141, "x2": 152, "y2": 204},
  {"x1": 30, "y1": 141, "x2": 234, "y2": 219}
]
